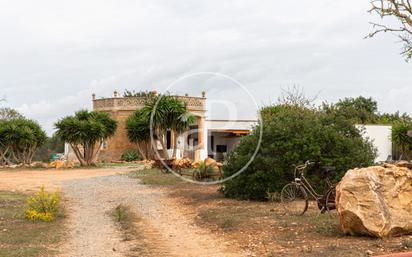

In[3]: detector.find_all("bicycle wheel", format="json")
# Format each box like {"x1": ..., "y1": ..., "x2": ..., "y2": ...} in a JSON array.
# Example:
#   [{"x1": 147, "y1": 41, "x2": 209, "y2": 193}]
[
  {"x1": 192, "y1": 170, "x2": 202, "y2": 181},
  {"x1": 281, "y1": 183, "x2": 308, "y2": 216},
  {"x1": 325, "y1": 187, "x2": 336, "y2": 212}
]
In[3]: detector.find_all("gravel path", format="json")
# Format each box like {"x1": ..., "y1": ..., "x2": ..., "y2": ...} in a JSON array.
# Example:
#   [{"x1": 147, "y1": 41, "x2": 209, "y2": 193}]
[{"x1": 60, "y1": 174, "x2": 244, "y2": 257}]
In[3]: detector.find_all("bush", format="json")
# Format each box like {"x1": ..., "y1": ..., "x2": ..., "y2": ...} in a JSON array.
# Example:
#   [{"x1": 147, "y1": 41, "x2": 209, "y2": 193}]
[
  {"x1": 221, "y1": 105, "x2": 377, "y2": 201},
  {"x1": 391, "y1": 121, "x2": 412, "y2": 160},
  {"x1": 121, "y1": 149, "x2": 140, "y2": 162},
  {"x1": 25, "y1": 186, "x2": 61, "y2": 222},
  {"x1": 193, "y1": 160, "x2": 216, "y2": 180}
]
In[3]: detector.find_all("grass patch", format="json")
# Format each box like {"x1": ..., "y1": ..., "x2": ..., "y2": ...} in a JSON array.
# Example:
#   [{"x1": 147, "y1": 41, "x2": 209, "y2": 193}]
[
  {"x1": 110, "y1": 204, "x2": 139, "y2": 241},
  {"x1": 0, "y1": 191, "x2": 65, "y2": 257},
  {"x1": 128, "y1": 168, "x2": 185, "y2": 186},
  {"x1": 308, "y1": 213, "x2": 342, "y2": 237},
  {"x1": 401, "y1": 238, "x2": 412, "y2": 249},
  {"x1": 198, "y1": 206, "x2": 265, "y2": 231}
]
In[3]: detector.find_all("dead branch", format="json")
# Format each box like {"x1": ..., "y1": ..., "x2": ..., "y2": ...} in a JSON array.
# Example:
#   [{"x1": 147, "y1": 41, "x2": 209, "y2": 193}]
[{"x1": 367, "y1": 0, "x2": 412, "y2": 59}]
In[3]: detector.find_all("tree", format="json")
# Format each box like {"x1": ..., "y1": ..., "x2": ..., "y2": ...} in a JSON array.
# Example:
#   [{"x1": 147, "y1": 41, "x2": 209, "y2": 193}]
[
  {"x1": 55, "y1": 110, "x2": 117, "y2": 166},
  {"x1": 0, "y1": 107, "x2": 24, "y2": 121},
  {"x1": 391, "y1": 121, "x2": 412, "y2": 160},
  {"x1": 367, "y1": 0, "x2": 412, "y2": 60},
  {"x1": 126, "y1": 109, "x2": 152, "y2": 159},
  {"x1": 329, "y1": 96, "x2": 378, "y2": 124},
  {"x1": 221, "y1": 104, "x2": 377, "y2": 201},
  {"x1": 123, "y1": 89, "x2": 155, "y2": 98},
  {"x1": 0, "y1": 118, "x2": 47, "y2": 165},
  {"x1": 33, "y1": 134, "x2": 65, "y2": 162},
  {"x1": 377, "y1": 111, "x2": 412, "y2": 124},
  {"x1": 137, "y1": 95, "x2": 195, "y2": 159},
  {"x1": 126, "y1": 95, "x2": 195, "y2": 160}
]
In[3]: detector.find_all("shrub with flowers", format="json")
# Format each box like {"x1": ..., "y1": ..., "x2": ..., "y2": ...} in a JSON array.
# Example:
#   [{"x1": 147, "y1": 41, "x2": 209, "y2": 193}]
[{"x1": 25, "y1": 186, "x2": 61, "y2": 222}]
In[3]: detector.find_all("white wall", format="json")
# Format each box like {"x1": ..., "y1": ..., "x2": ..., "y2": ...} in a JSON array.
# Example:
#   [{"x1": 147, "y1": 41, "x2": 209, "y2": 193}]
[
  {"x1": 356, "y1": 125, "x2": 392, "y2": 162},
  {"x1": 206, "y1": 120, "x2": 257, "y2": 131}
]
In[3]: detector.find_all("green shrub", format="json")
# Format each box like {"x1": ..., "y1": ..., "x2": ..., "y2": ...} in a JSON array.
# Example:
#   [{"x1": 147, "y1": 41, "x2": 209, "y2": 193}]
[
  {"x1": 193, "y1": 161, "x2": 216, "y2": 180},
  {"x1": 221, "y1": 105, "x2": 377, "y2": 200},
  {"x1": 121, "y1": 149, "x2": 140, "y2": 162},
  {"x1": 391, "y1": 121, "x2": 412, "y2": 160},
  {"x1": 25, "y1": 186, "x2": 61, "y2": 222}
]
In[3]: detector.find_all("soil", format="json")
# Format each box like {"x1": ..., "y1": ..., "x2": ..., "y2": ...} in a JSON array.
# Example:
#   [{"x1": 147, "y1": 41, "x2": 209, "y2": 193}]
[
  {"x1": 1, "y1": 167, "x2": 411, "y2": 257},
  {"x1": 0, "y1": 168, "x2": 244, "y2": 257}
]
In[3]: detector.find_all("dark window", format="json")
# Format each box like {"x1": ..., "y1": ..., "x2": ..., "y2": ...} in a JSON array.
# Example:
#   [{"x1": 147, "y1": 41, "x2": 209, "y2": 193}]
[
  {"x1": 211, "y1": 135, "x2": 214, "y2": 151},
  {"x1": 166, "y1": 130, "x2": 171, "y2": 149},
  {"x1": 216, "y1": 145, "x2": 227, "y2": 153}
]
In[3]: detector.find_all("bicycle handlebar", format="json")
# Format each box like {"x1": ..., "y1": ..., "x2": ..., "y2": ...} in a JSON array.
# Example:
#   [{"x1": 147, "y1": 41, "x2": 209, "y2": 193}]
[{"x1": 294, "y1": 160, "x2": 315, "y2": 178}]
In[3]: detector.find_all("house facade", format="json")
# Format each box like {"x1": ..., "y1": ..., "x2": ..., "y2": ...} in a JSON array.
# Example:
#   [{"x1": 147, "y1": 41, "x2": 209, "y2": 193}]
[
  {"x1": 65, "y1": 91, "x2": 392, "y2": 163},
  {"x1": 65, "y1": 91, "x2": 256, "y2": 162}
]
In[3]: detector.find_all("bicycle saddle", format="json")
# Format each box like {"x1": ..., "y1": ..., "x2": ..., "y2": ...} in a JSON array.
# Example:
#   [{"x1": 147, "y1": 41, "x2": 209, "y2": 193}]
[{"x1": 321, "y1": 166, "x2": 336, "y2": 175}]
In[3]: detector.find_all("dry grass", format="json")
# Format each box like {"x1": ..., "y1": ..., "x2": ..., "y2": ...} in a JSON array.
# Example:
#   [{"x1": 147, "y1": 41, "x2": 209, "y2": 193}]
[
  {"x1": 110, "y1": 203, "x2": 167, "y2": 257},
  {"x1": 128, "y1": 168, "x2": 186, "y2": 186},
  {"x1": 0, "y1": 191, "x2": 66, "y2": 257},
  {"x1": 127, "y1": 168, "x2": 412, "y2": 256},
  {"x1": 110, "y1": 204, "x2": 140, "y2": 242}
]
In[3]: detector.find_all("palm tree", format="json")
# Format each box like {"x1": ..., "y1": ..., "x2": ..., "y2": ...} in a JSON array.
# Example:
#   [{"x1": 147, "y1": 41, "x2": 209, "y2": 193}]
[
  {"x1": 136, "y1": 94, "x2": 195, "y2": 159},
  {"x1": 392, "y1": 121, "x2": 412, "y2": 160},
  {"x1": 55, "y1": 110, "x2": 117, "y2": 166},
  {"x1": 126, "y1": 109, "x2": 152, "y2": 159},
  {"x1": 171, "y1": 111, "x2": 195, "y2": 158}
]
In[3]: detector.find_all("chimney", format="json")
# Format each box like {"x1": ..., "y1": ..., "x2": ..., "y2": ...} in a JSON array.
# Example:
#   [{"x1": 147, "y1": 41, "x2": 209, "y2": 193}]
[
  {"x1": 201, "y1": 91, "x2": 206, "y2": 98},
  {"x1": 113, "y1": 91, "x2": 118, "y2": 98},
  {"x1": 92, "y1": 93, "x2": 96, "y2": 100}
]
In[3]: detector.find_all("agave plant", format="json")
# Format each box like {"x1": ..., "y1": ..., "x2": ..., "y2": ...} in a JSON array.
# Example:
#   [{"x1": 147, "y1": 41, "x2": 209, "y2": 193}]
[{"x1": 193, "y1": 161, "x2": 216, "y2": 181}]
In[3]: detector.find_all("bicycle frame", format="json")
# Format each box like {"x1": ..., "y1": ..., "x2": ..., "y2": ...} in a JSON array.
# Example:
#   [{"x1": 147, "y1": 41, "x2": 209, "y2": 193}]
[
  {"x1": 293, "y1": 161, "x2": 323, "y2": 200},
  {"x1": 281, "y1": 160, "x2": 336, "y2": 215}
]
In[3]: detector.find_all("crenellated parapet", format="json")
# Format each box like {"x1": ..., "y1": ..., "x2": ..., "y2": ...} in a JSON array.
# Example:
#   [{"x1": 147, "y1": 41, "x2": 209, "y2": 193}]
[{"x1": 93, "y1": 93, "x2": 206, "y2": 113}]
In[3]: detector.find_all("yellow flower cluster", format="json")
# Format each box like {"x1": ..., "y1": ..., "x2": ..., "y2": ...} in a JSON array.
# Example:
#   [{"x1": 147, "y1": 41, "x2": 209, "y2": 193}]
[{"x1": 25, "y1": 186, "x2": 61, "y2": 222}]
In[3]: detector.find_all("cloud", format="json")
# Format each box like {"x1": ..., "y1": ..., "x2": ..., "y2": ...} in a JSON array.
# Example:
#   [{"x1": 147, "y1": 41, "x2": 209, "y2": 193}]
[{"x1": 0, "y1": 0, "x2": 411, "y2": 135}]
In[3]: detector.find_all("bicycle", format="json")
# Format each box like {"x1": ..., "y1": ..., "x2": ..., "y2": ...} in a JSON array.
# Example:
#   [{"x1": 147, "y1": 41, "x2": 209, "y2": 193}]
[{"x1": 280, "y1": 160, "x2": 336, "y2": 216}]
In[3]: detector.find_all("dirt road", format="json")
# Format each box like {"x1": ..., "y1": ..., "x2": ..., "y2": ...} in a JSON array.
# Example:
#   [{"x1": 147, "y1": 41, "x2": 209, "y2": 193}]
[{"x1": 0, "y1": 168, "x2": 244, "y2": 257}]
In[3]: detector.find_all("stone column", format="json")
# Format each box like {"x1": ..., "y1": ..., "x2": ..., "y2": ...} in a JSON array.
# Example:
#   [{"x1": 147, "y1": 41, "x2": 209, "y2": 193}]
[
  {"x1": 198, "y1": 116, "x2": 204, "y2": 150},
  {"x1": 195, "y1": 116, "x2": 205, "y2": 161}
]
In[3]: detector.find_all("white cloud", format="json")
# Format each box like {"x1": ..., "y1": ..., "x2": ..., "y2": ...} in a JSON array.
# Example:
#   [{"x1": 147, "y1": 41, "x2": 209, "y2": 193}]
[{"x1": 0, "y1": 0, "x2": 411, "y2": 135}]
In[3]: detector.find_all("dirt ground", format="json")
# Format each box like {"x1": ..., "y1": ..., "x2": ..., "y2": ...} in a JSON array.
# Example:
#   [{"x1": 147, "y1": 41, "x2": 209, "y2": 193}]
[
  {"x1": 0, "y1": 167, "x2": 244, "y2": 257},
  {"x1": 1, "y1": 167, "x2": 411, "y2": 257},
  {"x1": 131, "y1": 169, "x2": 412, "y2": 257},
  {"x1": 0, "y1": 167, "x2": 131, "y2": 191}
]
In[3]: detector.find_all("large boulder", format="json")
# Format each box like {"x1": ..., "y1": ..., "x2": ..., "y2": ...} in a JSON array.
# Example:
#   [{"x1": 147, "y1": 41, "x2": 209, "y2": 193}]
[
  {"x1": 191, "y1": 157, "x2": 222, "y2": 173},
  {"x1": 336, "y1": 164, "x2": 412, "y2": 237}
]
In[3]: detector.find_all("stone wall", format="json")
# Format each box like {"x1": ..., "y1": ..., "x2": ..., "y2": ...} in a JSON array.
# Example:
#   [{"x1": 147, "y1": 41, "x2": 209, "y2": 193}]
[{"x1": 92, "y1": 94, "x2": 206, "y2": 162}]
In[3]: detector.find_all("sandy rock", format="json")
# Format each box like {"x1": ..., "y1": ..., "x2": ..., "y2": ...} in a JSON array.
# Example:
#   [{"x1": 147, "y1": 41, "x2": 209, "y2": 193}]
[
  {"x1": 49, "y1": 160, "x2": 74, "y2": 169},
  {"x1": 204, "y1": 157, "x2": 217, "y2": 167},
  {"x1": 30, "y1": 161, "x2": 49, "y2": 168},
  {"x1": 6, "y1": 164, "x2": 22, "y2": 169},
  {"x1": 137, "y1": 159, "x2": 155, "y2": 169},
  {"x1": 172, "y1": 158, "x2": 192, "y2": 169},
  {"x1": 191, "y1": 158, "x2": 221, "y2": 173},
  {"x1": 191, "y1": 161, "x2": 200, "y2": 169},
  {"x1": 336, "y1": 164, "x2": 412, "y2": 237},
  {"x1": 393, "y1": 161, "x2": 412, "y2": 169}
]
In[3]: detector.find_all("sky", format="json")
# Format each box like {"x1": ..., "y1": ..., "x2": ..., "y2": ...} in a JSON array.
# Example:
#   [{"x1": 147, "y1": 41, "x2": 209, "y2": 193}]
[{"x1": 0, "y1": 0, "x2": 411, "y2": 135}]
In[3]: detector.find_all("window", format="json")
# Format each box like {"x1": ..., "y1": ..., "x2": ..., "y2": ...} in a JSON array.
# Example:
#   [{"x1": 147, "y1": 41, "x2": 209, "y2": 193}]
[{"x1": 102, "y1": 140, "x2": 108, "y2": 150}]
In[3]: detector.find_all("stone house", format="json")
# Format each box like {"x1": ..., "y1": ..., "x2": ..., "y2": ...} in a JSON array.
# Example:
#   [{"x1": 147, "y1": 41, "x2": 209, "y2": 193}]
[{"x1": 65, "y1": 91, "x2": 256, "y2": 162}]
